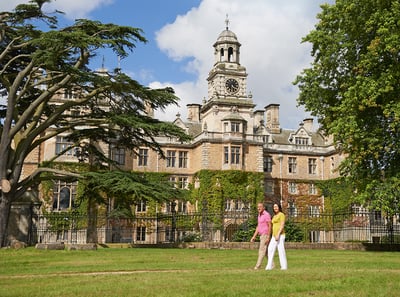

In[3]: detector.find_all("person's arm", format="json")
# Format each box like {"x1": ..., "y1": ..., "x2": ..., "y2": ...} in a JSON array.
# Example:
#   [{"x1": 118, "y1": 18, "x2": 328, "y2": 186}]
[
  {"x1": 250, "y1": 226, "x2": 259, "y2": 242},
  {"x1": 266, "y1": 220, "x2": 271, "y2": 245},
  {"x1": 275, "y1": 214, "x2": 285, "y2": 241}
]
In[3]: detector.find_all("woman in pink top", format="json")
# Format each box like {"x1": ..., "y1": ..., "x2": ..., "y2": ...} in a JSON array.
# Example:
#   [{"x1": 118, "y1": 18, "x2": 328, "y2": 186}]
[{"x1": 250, "y1": 203, "x2": 271, "y2": 270}]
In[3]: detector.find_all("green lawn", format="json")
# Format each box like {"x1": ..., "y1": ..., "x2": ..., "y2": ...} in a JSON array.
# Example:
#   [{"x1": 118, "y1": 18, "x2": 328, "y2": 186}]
[{"x1": 0, "y1": 247, "x2": 399, "y2": 297}]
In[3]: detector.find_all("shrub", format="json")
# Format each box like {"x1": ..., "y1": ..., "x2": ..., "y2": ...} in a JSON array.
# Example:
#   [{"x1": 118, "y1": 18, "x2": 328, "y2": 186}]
[
  {"x1": 285, "y1": 220, "x2": 305, "y2": 242},
  {"x1": 232, "y1": 219, "x2": 257, "y2": 242},
  {"x1": 181, "y1": 232, "x2": 202, "y2": 242},
  {"x1": 381, "y1": 234, "x2": 400, "y2": 244}
]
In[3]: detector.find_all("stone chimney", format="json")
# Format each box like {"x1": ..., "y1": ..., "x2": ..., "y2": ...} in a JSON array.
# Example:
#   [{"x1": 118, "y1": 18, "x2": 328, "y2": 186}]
[
  {"x1": 303, "y1": 118, "x2": 313, "y2": 132},
  {"x1": 265, "y1": 104, "x2": 280, "y2": 134},
  {"x1": 187, "y1": 104, "x2": 201, "y2": 122},
  {"x1": 254, "y1": 110, "x2": 265, "y2": 127}
]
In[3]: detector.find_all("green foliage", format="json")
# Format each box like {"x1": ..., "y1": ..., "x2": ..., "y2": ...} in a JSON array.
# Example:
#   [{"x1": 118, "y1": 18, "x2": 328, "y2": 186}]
[
  {"x1": 42, "y1": 210, "x2": 87, "y2": 232},
  {"x1": 0, "y1": 0, "x2": 191, "y2": 246},
  {"x1": 294, "y1": 0, "x2": 400, "y2": 209},
  {"x1": 285, "y1": 220, "x2": 305, "y2": 242},
  {"x1": 357, "y1": 176, "x2": 400, "y2": 217},
  {"x1": 181, "y1": 231, "x2": 202, "y2": 242},
  {"x1": 0, "y1": 0, "x2": 190, "y2": 191},
  {"x1": 232, "y1": 218, "x2": 257, "y2": 242},
  {"x1": 189, "y1": 170, "x2": 263, "y2": 229},
  {"x1": 108, "y1": 208, "x2": 134, "y2": 219},
  {"x1": 38, "y1": 162, "x2": 89, "y2": 213},
  {"x1": 83, "y1": 170, "x2": 188, "y2": 213},
  {"x1": 191, "y1": 170, "x2": 264, "y2": 213},
  {"x1": 316, "y1": 177, "x2": 355, "y2": 214},
  {"x1": 381, "y1": 234, "x2": 400, "y2": 244}
]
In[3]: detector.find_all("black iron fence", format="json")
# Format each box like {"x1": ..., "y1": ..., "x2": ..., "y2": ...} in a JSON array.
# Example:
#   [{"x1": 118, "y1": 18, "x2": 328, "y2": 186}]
[
  {"x1": 33, "y1": 210, "x2": 400, "y2": 245},
  {"x1": 286, "y1": 211, "x2": 400, "y2": 244}
]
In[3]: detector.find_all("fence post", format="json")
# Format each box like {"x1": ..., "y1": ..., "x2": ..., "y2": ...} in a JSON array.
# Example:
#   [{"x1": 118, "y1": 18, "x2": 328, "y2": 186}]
[
  {"x1": 202, "y1": 199, "x2": 208, "y2": 241},
  {"x1": 171, "y1": 201, "x2": 176, "y2": 242}
]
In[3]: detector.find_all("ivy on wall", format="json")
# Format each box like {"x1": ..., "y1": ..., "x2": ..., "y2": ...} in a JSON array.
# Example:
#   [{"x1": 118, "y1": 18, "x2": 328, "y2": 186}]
[
  {"x1": 189, "y1": 170, "x2": 264, "y2": 214},
  {"x1": 40, "y1": 164, "x2": 265, "y2": 221},
  {"x1": 40, "y1": 161, "x2": 91, "y2": 215}
]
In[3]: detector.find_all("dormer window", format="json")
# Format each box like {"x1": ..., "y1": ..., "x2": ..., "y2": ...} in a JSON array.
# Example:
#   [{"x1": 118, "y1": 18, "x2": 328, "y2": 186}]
[
  {"x1": 295, "y1": 137, "x2": 309, "y2": 145},
  {"x1": 223, "y1": 121, "x2": 241, "y2": 133}
]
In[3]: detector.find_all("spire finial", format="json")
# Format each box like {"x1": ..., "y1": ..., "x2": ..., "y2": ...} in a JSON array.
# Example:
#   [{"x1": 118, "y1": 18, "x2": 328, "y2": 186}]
[{"x1": 225, "y1": 14, "x2": 229, "y2": 30}]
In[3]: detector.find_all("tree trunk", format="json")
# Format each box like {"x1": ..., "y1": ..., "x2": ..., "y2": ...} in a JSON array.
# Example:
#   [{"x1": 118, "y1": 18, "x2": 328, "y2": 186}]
[
  {"x1": 86, "y1": 196, "x2": 98, "y2": 243},
  {"x1": 0, "y1": 193, "x2": 12, "y2": 247}
]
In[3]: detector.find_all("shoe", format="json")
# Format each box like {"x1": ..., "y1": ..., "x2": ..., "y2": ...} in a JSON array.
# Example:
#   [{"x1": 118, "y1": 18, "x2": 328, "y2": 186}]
[
  {"x1": 265, "y1": 263, "x2": 274, "y2": 270},
  {"x1": 254, "y1": 266, "x2": 260, "y2": 270}
]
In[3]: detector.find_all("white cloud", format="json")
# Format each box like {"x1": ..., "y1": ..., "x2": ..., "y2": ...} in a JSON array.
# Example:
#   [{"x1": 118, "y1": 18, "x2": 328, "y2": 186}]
[
  {"x1": 43, "y1": 0, "x2": 114, "y2": 19},
  {"x1": 0, "y1": 0, "x2": 113, "y2": 19},
  {"x1": 151, "y1": 80, "x2": 205, "y2": 121},
  {"x1": 1, "y1": 0, "x2": 328, "y2": 130},
  {"x1": 154, "y1": 0, "x2": 325, "y2": 129},
  {"x1": 0, "y1": 0, "x2": 27, "y2": 12}
]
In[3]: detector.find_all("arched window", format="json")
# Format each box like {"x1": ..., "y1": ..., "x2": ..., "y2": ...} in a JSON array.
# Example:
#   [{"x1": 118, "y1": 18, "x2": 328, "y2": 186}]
[
  {"x1": 59, "y1": 187, "x2": 70, "y2": 209},
  {"x1": 52, "y1": 181, "x2": 77, "y2": 211},
  {"x1": 220, "y1": 48, "x2": 224, "y2": 61},
  {"x1": 228, "y1": 47, "x2": 234, "y2": 62}
]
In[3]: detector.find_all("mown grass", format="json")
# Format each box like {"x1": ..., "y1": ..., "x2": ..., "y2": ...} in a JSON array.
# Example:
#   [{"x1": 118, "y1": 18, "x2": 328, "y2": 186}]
[{"x1": 0, "y1": 247, "x2": 399, "y2": 297}]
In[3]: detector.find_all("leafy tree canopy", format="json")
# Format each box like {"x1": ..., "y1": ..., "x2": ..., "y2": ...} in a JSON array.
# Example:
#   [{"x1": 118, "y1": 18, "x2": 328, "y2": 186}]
[
  {"x1": 0, "y1": 0, "x2": 191, "y2": 246},
  {"x1": 316, "y1": 177, "x2": 355, "y2": 214},
  {"x1": 82, "y1": 170, "x2": 189, "y2": 209},
  {"x1": 294, "y1": 0, "x2": 400, "y2": 214}
]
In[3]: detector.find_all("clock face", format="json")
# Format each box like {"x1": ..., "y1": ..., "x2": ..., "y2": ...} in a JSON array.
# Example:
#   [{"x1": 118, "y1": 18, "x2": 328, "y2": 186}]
[{"x1": 225, "y1": 78, "x2": 239, "y2": 94}]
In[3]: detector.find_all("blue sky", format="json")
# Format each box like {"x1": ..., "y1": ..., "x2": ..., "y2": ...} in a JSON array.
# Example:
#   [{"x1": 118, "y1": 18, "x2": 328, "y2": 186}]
[
  {"x1": 88, "y1": 0, "x2": 202, "y2": 84},
  {"x1": 2, "y1": 0, "x2": 332, "y2": 130}
]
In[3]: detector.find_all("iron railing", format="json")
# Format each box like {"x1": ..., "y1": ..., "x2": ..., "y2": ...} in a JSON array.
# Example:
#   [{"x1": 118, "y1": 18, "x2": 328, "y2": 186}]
[
  {"x1": 33, "y1": 210, "x2": 400, "y2": 245},
  {"x1": 286, "y1": 211, "x2": 400, "y2": 244}
]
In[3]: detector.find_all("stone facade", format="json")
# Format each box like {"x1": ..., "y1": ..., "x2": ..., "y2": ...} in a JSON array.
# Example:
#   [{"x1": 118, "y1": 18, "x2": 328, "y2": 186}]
[
  {"x1": 19, "y1": 22, "x2": 342, "y2": 226},
  {"x1": 126, "y1": 23, "x2": 342, "y2": 213}
]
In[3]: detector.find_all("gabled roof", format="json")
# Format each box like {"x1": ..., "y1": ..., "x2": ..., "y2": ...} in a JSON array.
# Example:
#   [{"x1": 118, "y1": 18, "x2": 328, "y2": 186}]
[{"x1": 272, "y1": 128, "x2": 327, "y2": 146}]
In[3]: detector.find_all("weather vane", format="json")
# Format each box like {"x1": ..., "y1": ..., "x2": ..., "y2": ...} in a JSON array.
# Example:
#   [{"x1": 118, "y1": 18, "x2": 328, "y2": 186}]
[{"x1": 225, "y1": 14, "x2": 229, "y2": 30}]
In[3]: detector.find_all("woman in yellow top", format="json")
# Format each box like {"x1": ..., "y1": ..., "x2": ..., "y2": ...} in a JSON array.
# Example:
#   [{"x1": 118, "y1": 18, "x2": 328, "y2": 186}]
[{"x1": 265, "y1": 203, "x2": 287, "y2": 270}]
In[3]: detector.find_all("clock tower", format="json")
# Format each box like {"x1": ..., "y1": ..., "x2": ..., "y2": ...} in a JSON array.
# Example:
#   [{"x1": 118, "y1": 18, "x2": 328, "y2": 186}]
[
  {"x1": 206, "y1": 17, "x2": 248, "y2": 100},
  {"x1": 200, "y1": 17, "x2": 255, "y2": 136}
]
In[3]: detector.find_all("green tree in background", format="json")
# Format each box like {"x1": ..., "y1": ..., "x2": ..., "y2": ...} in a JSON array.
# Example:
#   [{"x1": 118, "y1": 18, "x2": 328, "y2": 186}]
[
  {"x1": 0, "y1": 0, "x2": 190, "y2": 247},
  {"x1": 294, "y1": 0, "x2": 400, "y2": 217}
]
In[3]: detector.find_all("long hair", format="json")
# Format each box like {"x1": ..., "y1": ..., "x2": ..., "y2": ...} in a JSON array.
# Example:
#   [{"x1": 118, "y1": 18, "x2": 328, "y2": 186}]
[{"x1": 274, "y1": 203, "x2": 282, "y2": 213}]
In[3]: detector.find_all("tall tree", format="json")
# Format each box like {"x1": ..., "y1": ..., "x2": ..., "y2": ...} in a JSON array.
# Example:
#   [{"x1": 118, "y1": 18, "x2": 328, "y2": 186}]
[
  {"x1": 294, "y1": 0, "x2": 400, "y2": 214},
  {"x1": 0, "y1": 1, "x2": 191, "y2": 246}
]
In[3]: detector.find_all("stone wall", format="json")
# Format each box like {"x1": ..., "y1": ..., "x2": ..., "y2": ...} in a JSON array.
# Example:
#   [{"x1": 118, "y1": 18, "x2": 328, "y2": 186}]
[{"x1": 131, "y1": 241, "x2": 400, "y2": 251}]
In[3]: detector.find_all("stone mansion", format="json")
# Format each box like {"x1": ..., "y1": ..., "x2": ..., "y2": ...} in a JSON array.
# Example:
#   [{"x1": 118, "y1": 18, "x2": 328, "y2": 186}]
[{"x1": 22, "y1": 22, "x2": 343, "y2": 220}]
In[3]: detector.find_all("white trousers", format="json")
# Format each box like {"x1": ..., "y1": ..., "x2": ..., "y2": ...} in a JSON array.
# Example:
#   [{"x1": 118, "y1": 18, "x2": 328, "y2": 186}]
[{"x1": 266, "y1": 234, "x2": 287, "y2": 270}]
